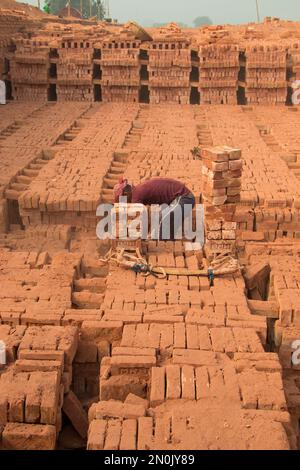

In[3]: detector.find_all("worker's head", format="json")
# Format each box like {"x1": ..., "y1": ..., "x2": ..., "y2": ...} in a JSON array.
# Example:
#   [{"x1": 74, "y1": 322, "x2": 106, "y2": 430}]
[{"x1": 114, "y1": 177, "x2": 133, "y2": 203}]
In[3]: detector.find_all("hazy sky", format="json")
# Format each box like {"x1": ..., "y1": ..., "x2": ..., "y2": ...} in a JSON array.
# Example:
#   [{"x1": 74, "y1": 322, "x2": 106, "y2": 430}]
[{"x1": 17, "y1": 0, "x2": 300, "y2": 26}]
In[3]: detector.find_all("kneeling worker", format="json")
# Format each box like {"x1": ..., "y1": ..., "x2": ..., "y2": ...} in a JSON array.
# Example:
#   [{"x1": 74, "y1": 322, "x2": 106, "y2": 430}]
[{"x1": 114, "y1": 177, "x2": 195, "y2": 240}]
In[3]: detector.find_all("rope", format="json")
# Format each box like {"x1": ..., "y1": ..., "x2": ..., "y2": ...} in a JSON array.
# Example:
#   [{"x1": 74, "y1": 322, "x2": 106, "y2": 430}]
[{"x1": 100, "y1": 247, "x2": 239, "y2": 279}]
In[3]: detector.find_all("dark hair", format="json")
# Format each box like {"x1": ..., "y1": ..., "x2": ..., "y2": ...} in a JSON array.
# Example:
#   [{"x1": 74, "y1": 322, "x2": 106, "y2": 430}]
[{"x1": 122, "y1": 184, "x2": 132, "y2": 202}]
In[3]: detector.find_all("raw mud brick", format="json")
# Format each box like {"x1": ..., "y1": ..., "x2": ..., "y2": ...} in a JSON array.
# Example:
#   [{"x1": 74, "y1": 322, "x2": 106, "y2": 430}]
[
  {"x1": 72, "y1": 292, "x2": 104, "y2": 309},
  {"x1": 62, "y1": 391, "x2": 88, "y2": 439},
  {"x1": 104, "y1": 420, "x2": 122, "y2": 450},
  {"x1": 237, "y1": 369, "x2": 287, "y2": 411},
  {"x1": 181, "y1": 365, "x2": 196, "y2": 400},
  {"x1": 173, "y1": 349, "x2": 220, "y2": 367},
  {"x1": 110, "y1": 355, "x2": 156, "y2": 376},
  {"x1": 185, "y1": 308, "x2": 225, "y2": 327},
  {"x1": 100, "y1": 375, "x2": 147, "y2": 402},
  {"x1": 94, "y1": 400, "x2": 146, "y2": 420},
  {"x1": 210, "y1": 328, "x2": 237, "y2": 353},
  {"x1": 20, "y1": 313, "x2": 62, "y2": 327},
  {"x1": 150, "y1": 367, "x2": 166, "y2": 407},
  {"x1": 233, "y1": 353, "x2": 283, "y2": 373},
  {"x1": 0, "y1": 325, "x2": 27, "y2": 363},
  {"x1": 62, "y1": 309, "x2": 103, "y2": 327},
  {"x1": 19, "y1": 326, "x2": 78, "y2": 366},
  {"x1": 87, "y1": 420, "x2": 106, "y2": 450},
  {"x1": 124, "y1": 393, "x2": 148, "y2": 409},
  {"x1": 174, "y1": 323, "x2": 186, "y2": 349},
  {"x1": 166, "y1": 365, "x2": 181, "y2": 399},
  {"x1": 15, "y1": 359, "x2": 63, "y2": 377},
  {"x1": 112, "y1": 347, "x2": 156, "y2": 358},
  {"x1": 81, "y1": 321, "x2": 123, "y2": 343},
  {"x1": 119, "y1": 419, "x2": 137, "y2": 450},
  {"x1": 0, "y1": 368, "x2": 60, "y2": 426},
  {"x1": 2, "y1": 423, "x2": 56, "y2": 450},
  {"x1": 137, "y1": 417, "x2": 154, "y2": 450},
  {"x1": 143, "y1": 314, "x2": 183, "y2": 324}
]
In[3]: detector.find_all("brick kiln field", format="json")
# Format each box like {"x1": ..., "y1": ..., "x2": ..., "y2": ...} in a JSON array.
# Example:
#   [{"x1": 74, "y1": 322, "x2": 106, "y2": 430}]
[
  {"x1": 0, "y1": 102, "x2": 300, "y2": 450},
  {"x1": 0, "y1": 0, "x2": 300, "y2": 451}
]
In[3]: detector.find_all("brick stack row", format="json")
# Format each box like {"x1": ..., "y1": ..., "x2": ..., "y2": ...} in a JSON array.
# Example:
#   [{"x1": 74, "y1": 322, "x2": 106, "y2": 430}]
[
  {"x1": 201, "y1": 146, "x2": 243, "y2": 206},
  {"x1": 57, "y1": 41, "x2": 93, "y2": 102},
  {"x1": 148, "y1": 41, "x2": 191, "y2": 104},
  {"x1": 101, "y1": 41, "x2": 141, "y2": 103},
  {"x1": 201, "y1": 146, "x2": 243, "y2": 257},
  {"x1": 245, "y1": 45, "x2": 287, "y2": 105},
  {"x1": 10, "y1": 39, "x2": 50, "y2": 101},
  {"x1": 199, "y1": 44, "x2": 239, "y2": 104}
]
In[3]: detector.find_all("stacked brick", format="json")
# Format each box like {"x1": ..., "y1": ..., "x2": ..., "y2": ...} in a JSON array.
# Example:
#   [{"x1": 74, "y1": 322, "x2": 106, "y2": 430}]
[
  {"x1": 0, "y1": 39, "x2": 9, "y2": 79},
  {"x1": 0, "y1": 8, "x2": 41, "y2": 42},
  {"x1": 18, "y1": 104, "x2": 137, "y2": 229},
  {"x1": 245, "y1": 45, "x2": 287, "y2": 105},
  {"x1": 0, "y1": 324, "x2": 79, "y2": 450},
  {"x1": 57, "y1": 40, "x2": 93, "y2": 102},
  {"x1": 201, "y1": 146, "x2": 243, "y2": 257},
  {"x1": 101, "y1": 40, "x2": 141, "y2": 103},
  {"x1": 86, "y1": 236, "x2": 294, "y2": 449},
  {"x1": 244, "y1": 248, "x2": 300, "y2": 445},
  {"x1": 199, "y1": 44, "x2": 239, "y2": 104},
  {"x1": 201, "y1": 146, "x2": 243, "y2": 206},
  {"x1": 10, "y1": 39, "x2": 50, "y2": 101},
  {"x1": 148, "y1": 41, "x2": 191, "y2": 104}
]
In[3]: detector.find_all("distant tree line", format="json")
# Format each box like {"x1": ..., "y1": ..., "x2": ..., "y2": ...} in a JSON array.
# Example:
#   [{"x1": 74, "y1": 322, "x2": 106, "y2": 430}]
[
  {"x1": 193, "y1": 16, "x2": 213, "y2": 27},
  {"x1": 44, "y1": 0, "x2": 106, "y2": 20}
]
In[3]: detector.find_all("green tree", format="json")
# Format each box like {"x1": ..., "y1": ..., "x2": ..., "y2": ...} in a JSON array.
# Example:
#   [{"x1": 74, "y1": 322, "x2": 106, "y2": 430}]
[
  {"x1": 43, "y1": 1, "x2": 51, "y2": 14},
  {"x1": 50, "y1": 0, "x2": 106, "y2": 19},
  {"x1": 193, "y1": 16, "x2": 213, "y2": 28}
]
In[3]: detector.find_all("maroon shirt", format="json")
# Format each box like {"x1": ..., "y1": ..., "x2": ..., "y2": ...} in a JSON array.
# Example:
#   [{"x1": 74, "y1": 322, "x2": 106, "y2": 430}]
[{"x1": 132, "y1": 178, "x2": 190, "y2": 205}]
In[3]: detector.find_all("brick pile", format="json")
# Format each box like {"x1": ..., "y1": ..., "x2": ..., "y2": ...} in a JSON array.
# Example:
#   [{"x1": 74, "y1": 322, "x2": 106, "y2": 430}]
[
  {"x1": 18, "y1": 104, "x2": 138, "y2": 228},
  {"x1": 101, "y1": 40, "x2": 140, "y2": 103},
  {"x1": 201, "y1": 145, "x2": 243, "y2": 257},
  {"x1": 6, "y1": 16, "x2": 300, "y2": 105},
  {"x1": 86, "y1": 237, "x2": 295, "y2": 449},
  {"x1": 204, "y1": 106, "x2": 300, "y2": 209},
  {"x1": 201, "y1": 146, "x2": 243, "y2": 206},
  {"x1": 148, "y1": 41, "x2": 191, "y2": 104},
  {"x1": 199, "y1": 44, "x2": 239, "y2": 104},
  {"x1": 0, "y1": 321, "x2": 79, "y2": 449},
  {"x1": 0, "y1": 7, "x2": 42, "y2": 38},
  {"x1": 2, "y1": 95, "x2": 300, "y2": 450},
  {"x1": 0, "y1": 103, "x2": 89, "y2": 233},
  {"x1": 245, "y1": 45, "x2": 287, "y2": 105},
  {"x1": 57, "y1": 40, "x2": 93, "y2": 102},
  {"x1": 243, "y1": 245, "x2": 300, "y2": 445},
  {"x1": 10, "y1": 39, "x2": 50, "y2": 101}
]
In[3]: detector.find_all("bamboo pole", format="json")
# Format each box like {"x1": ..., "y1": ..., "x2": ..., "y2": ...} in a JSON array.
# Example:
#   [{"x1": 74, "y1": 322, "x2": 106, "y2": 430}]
[{"x1": 255, "y1": 0, "x2": 260, "y2": 23}]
